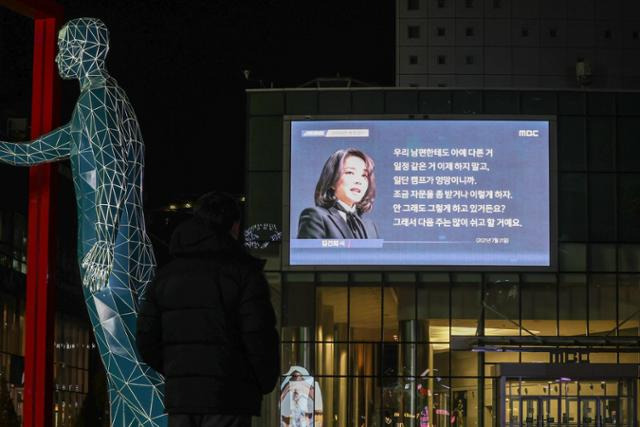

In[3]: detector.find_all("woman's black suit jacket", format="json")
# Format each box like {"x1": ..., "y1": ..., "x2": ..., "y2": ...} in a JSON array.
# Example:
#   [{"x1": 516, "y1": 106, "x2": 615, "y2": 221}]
[{"x1": 297, "y1": 206, "x2": 379, "y2": 239}]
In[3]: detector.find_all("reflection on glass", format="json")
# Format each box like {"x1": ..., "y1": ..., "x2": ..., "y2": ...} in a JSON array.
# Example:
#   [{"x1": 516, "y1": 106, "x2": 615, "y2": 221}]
[
  {"x1": 431, "y1": 378, "x2": 451, "y2": 427},
  {"x1": 383, "y1": 377, "x2": 415, "y2": 427}
]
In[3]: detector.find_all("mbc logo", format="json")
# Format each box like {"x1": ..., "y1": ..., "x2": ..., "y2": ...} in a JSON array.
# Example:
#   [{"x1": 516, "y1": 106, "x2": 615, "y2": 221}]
[{"x1": 518, "y1": 129, "x2": 539, "y2": 137}]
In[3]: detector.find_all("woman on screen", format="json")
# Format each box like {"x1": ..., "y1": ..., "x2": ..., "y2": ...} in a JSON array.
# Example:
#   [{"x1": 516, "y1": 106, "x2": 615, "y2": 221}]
[{"x1": 298, "y1": 148, "x2": 379, "y2": 239}]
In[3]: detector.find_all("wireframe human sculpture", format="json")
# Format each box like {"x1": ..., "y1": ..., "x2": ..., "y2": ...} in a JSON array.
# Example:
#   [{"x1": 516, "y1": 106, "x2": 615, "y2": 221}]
[{"x1": 0, "y1": 18, "x2": 166, "y2": 426}]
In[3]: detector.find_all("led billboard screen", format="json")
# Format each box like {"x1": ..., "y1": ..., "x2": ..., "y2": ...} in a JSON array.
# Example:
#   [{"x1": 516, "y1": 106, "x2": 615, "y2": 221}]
[{"x1": 287, "y1": 118, "x2": 554, "y2": 268}]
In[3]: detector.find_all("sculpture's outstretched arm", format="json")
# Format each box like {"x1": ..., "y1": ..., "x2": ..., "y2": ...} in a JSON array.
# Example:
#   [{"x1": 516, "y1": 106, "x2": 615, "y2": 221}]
[
  {"x1": 80, "y1": 93, "x2": 127, "y2": 292},
  {"x1": 0, "y1": 124, "x2": 72, "y2": 166}
]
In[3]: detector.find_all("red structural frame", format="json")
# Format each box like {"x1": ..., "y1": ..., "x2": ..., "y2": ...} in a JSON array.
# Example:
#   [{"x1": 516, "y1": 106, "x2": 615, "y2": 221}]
[{"x1": 0, "y1": 1, "x2": 62, "y2": 426}]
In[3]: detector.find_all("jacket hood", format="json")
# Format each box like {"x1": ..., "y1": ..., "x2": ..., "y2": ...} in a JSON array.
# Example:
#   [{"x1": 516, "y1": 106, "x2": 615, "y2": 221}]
[{"x1": 169, "y1": 217, "x2": 265, "y2": 268}]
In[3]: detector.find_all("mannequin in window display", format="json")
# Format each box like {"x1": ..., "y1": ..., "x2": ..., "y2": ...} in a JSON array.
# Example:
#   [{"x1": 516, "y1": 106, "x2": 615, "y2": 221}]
[
  {"x1": 452, "y1": 398, "x2": 465, "y2": 426},
  {"x1": 419, "y1": 406, "x2": 430, "y2": 427},
  {"x1": 280, "y1": 366, "x2": 323, "y2": 427},
  {"x1": 0, "y1": 18, "x2": 165, "y2": 426}
]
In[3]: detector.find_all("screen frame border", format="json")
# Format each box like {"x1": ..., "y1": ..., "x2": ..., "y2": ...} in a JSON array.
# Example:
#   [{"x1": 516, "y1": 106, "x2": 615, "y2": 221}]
[{"x1": 282, "y1": 114, "x2": 558, "y2": 272}]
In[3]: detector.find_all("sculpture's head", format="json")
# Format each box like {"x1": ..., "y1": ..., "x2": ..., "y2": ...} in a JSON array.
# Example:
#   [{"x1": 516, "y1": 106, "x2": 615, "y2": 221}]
[{"x1": 56, "y1": 18, "x2": 109, "y2": 80}]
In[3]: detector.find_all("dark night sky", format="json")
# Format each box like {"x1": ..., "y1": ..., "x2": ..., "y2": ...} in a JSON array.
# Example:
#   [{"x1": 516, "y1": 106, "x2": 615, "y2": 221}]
[{"x1": 49, "y1": 0, "x2": 395, "y2": 207}]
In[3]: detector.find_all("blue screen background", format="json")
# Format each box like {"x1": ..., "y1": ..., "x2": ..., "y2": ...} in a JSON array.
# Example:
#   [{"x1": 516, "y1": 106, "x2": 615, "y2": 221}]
[{"x1": 289, "y1": 120, "x2": 550, "y2": 266}]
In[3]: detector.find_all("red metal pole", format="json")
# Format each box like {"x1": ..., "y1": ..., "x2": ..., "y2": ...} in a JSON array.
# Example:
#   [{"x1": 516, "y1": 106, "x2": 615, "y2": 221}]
[{"x1": 23, "y1": 15, "x2": 59, "y2": 427}]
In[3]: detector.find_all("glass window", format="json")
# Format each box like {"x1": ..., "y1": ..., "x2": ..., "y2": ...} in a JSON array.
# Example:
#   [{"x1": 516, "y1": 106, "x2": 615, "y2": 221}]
[
  {"x1": 618, "y1": 274, "x2": 640, "y2": 336},
  {"x1": 432, "y1": 347, "x2": 451, "y2": 377},
  {"x1": 315, "y1": 341, "x2": 347, "y2": 377},
  {"x1": 588, "y1": 274, "x2": 616, "y2": 336},
  {"x1": 589, "y1": 174, "x2": 616, "y2": 241},
  {"x1": 452, "y1": 274, "x2": 481, "y2": 335},
  {"x1": 418, "y1": 278, "x2": 450, "y2": 341},
  {"x1": 382, "y1": 377, "x2": 413, "y2": 426},
  {"x1": 559, "y1": 243, "x2": 587, "y2": 272},
  {"x1": 407, "y1": 0, "x2": 420, "y2": 10},
  {"x1": 559, "y1": 274, "x2": 587, "y2": 336},
  {"x1": 618, "y1": 244, "x2": 640, "y2": 272},
  {"x1": 558, "y1": 116, "x2": 586, "y2": 171},
  {"x1": 316, "y1": 287, "x2": 348, "y2": 342},
  {"x1": 350, "y1": 376, "x2": 380, "y2": 426},
  {"x1": 384, "y1": 285, "x2": 414, "y2": 341},
  {"x1": 431, "y1": 378, "x2": 452, "y2": 425},
  {"x1": 451, "y1": 350, "x2": 477, "y2": 376},
  {"x1": 350, "y1": 287, "x2": 381, "y2": 341},
  {"x1": 618, "y1": 175, "x2": 640, "y2": 242},
  {"x1": 521, "y1": 274, "x2": 557, "y2": 336},
  {"x1": 559, "y1": 173, "x2": 587, "y2": 241},
  {"x1": 618, "y1": 118, "x2": 640, "y2": 172},
  {"x1": 282, "y1": 282, "x2": 313, "y2": 341},
  {"x1": 281, "y1": 341, "x2": 312, "y2": 375},
  {"x1": 589, "y1": 244, "x2": 616, "y2": 272},
  {"x1": 484, "y1": 274, "x2": 519, "y2": 336},
  {"x1": 12, "y1": 213, "x2": 26, "y2": 274},
  {"x1": 588, "y1": 118, "x2": 616, "y2": 171},
  {"x1": 314, "y1": 376, "x2": 341, "y2": 425},
  {"x1": 408, "y1": 25, "x2": 421, "y2": 39},
  {"x1": 350, "y1": 343, "x2": 378, "y2": 376}
]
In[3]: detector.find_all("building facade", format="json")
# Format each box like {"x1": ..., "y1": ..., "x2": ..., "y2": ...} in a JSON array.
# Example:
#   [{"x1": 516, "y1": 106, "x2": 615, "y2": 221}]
[
  {"x1": 396, "y1": 0, "x2": 640, "y2": 89},
  {"x1": 246, "y1": 87, "x2": 640, "y2": 426}
]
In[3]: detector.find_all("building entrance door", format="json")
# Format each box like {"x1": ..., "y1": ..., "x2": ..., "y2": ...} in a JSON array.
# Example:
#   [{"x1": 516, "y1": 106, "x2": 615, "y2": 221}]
[
  {"x1": 522, "y1": 397, "x2": 541, "y2": 427},
  {"x1": 579, "y1": 397, "x2": 599, "y2": 426},
  {"x1": 566, "y1": 396, "x2": 627, "y2": 427},
  {"x1": 499, "y1": 365, "x2": 637, "y2": 427},
  {"x1": 508, "y1": 393, "x2": 632, "y2": 427},
  {"x1": 508, "y1": 396, "x2": 560, "y2": 427}
]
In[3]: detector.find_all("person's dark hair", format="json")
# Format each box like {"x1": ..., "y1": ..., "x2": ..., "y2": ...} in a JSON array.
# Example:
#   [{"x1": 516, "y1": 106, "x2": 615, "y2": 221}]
[
  {"x1": 314, "y1": 148, "x2": 376, "y2": 214},
  {"x1": 193, "y1": 191, "x2": 241, "y2": 232}
]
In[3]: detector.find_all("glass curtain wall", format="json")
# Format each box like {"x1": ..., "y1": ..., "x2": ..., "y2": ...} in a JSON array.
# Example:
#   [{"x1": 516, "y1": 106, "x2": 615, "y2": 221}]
[
  {"x1": 247, "y1": 89, "x2": 640, "y2": 426},
  {"x1": 277, "y1": 269, "x2": 639, "y2": 427}
]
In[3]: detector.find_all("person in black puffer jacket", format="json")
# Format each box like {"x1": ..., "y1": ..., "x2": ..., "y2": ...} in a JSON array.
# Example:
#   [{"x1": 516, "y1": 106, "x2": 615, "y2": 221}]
[{"x1": 136, "y1": 191, "x2": 280, "y2": 427}]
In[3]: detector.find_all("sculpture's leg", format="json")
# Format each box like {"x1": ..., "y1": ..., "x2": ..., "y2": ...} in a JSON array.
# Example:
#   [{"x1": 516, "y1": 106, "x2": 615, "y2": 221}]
[{"x1": 83, "y1": 266, "x2": 167, "y2": 427}]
